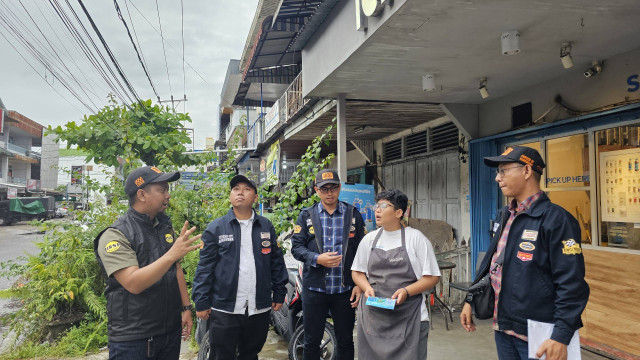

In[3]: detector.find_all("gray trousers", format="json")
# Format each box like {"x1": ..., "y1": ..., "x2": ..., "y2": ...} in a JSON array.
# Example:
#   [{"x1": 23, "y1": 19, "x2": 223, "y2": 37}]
[{"x1": 419, "y1": 320, "x2": 430, "y2": 359}]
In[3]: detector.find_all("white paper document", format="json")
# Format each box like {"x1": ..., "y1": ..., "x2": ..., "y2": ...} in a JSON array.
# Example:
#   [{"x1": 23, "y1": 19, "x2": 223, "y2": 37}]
[{"x1": 527, "y1": 319, "x2": 581, "y2": 360}]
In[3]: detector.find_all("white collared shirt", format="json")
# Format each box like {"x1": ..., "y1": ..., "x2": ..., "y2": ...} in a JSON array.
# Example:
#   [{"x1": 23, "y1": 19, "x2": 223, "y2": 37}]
[{"x1": 213, "y1": 211, "x2": 270, "y2": 316}]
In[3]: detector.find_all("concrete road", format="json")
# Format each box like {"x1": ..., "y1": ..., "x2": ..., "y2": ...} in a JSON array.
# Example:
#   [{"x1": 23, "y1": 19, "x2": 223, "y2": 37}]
[{"x1": 0, "y1": 221, "x2": 45, "y2": 353}]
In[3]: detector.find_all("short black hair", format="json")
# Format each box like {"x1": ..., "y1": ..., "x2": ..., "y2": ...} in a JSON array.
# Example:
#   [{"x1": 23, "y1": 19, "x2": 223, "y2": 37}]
[{"x1": 375, "y1": 189, "x2": 408, "y2": 215}]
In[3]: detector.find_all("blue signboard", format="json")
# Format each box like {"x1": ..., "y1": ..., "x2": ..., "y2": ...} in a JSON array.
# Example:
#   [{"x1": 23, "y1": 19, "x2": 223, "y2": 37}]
[{"x1": 339, "y1": 183, "x2": 376, "y2": 232}]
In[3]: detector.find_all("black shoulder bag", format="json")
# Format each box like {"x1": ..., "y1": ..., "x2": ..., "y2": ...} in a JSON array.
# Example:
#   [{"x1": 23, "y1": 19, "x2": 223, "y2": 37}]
[{"x1": 466, "y1": 249, "x2": 505, "y2": 320}]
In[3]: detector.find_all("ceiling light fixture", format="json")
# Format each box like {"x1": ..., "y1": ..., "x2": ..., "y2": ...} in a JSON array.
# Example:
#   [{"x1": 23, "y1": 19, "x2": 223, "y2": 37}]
[
  {"x1": 422, "y1": 74, "x2": 436, "y2": 91},
  {"x1": 501, "y1": 30, "x2": 520, "y2": 55},
  {"x1": 560, "y1": 42, "x2": 574, "y2": 69},
  {"x1": 479, "y1": 78, "x2": 489, "y2": 99}
]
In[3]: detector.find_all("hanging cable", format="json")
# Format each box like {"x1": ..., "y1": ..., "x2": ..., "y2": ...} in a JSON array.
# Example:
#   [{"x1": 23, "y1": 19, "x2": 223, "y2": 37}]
[
  {"x1": 154, "y1": 0, "x2": 173, "y2": 100},
  {"x1": 75, "y1": 0, "x2": 142, "y2": 105},
  {"x1": 122, "y1": 0, "x2": 158, "y2": 102},
  {"x1": 126, "y1": 0, "x2": 209, "y2": 85},
  {"x1": 181, "y1": 0, "x2": 186, "y2": 113},
  {"x1": 113, "y1": 0, "x2": 159, "y2": 101}
]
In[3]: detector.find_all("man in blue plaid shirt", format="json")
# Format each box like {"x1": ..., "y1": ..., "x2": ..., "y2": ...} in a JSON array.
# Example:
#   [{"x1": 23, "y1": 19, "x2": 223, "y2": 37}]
[{"x1": 291, "y1": 169, "x2": 367, "y2": 360}]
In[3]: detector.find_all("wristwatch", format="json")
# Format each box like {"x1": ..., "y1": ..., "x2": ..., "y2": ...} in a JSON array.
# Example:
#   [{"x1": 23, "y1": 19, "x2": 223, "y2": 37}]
[{"x1": 181, "y1": 305, "x2": 193, "y2": 312}]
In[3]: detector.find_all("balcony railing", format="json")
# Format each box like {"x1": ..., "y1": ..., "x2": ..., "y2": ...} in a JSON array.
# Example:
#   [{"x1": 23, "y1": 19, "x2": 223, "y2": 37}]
[
  {"x1": 7, "y1": 143, "x2": 30, "y2": 156},
  {"x1": 6, "y1": 177, "x2": 39, "y2": 190},
  {"x1": 247, "y1": 115, "x2": 265, "y2": 148},
  {"x1": 286, "y1": 71, "x2": 307, "y2": 120}
]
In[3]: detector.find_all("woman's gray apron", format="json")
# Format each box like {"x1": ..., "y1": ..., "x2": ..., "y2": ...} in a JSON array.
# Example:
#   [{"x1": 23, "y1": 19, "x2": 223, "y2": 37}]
[{"x1": 357, "y1": 226, "x2": 422, "y2": 360}]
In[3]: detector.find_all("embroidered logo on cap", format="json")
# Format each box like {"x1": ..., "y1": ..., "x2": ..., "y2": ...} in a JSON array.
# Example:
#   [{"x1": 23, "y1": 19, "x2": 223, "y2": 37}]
[
  {"x1": 150, "y1": 167, "x2": 162, "y2": 174},
  {"x1": 502, "y1": 147, "x2": 514, "y2": 155},
  {"x1": 322, "y1": 172, "x2": 334, "y2": 180},
  {"x1": 519, "y1": 154, "x2": 534, "y2": 166},
  {"x1": 135, "y1": 177, "x2": 145, "y2": 187}
]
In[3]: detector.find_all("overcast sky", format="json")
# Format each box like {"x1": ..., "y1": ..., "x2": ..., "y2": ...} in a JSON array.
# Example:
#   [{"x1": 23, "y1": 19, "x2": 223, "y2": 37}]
[{"x1": 0, "y1": 0, "x2": 258, "y2": 149}]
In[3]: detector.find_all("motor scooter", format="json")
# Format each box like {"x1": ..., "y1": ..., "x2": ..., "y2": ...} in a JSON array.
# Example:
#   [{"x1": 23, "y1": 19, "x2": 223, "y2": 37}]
[{"x1": 271, "y1": 262, "x2": 337, "y2": 360}]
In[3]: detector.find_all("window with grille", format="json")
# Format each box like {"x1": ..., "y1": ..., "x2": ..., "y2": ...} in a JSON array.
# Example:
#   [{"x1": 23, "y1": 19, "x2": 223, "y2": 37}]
[
  {"x1": 383, "y1": 138, "x2": 402, "y2": 161},
  {"x1": 430, "y1": 122, "x2": 459, "y2": 151}
]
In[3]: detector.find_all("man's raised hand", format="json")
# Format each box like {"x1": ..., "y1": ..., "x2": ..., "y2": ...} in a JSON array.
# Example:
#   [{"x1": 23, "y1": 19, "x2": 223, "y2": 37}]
[{"x1": 169, "y1": 221, "x2": 202, "y2": 260}]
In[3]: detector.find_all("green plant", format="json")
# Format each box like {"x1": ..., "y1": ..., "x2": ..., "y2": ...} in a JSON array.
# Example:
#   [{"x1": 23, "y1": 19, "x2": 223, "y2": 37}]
[
  {"x1": 261, "y1": 120, "x2": 336, "y2": 235},
  {"x1": 47, "y1": 95, "x2": 202, "y2": 168}
]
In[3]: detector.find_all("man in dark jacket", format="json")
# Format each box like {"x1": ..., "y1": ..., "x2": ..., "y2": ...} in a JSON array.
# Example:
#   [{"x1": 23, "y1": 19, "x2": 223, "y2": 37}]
[
  {"x1": 192, "y1": 175, "x2": 288, "y2": 359},
  {"x1": 95, "y1": 166, "x2": 202, "y2": 359},
  {"x1": 460, "y1": 146, "x2": 590, "y2": 360},
  {"x1": 291, "y1": 169, "x2": 366, "y2": 360}
]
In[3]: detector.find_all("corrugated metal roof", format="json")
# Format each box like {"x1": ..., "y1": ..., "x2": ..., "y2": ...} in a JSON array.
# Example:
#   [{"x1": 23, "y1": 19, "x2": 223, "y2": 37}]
[{"x1": 239, "y1": 0, "x2": 282, "y2": 72}]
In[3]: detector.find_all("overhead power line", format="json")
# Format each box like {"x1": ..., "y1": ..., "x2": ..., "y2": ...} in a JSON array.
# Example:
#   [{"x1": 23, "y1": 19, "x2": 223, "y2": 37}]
[
  {"x1": 125, "y1": 0, "x2": 209, "y2": 85},
  {"x1": 155, "y1": 0, "x2": 173, "y2": 98},
  {"x1": 113, "y1": 0, "x2": 160, "y2": 101},
  {"x1": 75, "y1": 0, "x2": 142, "y2": 105}
]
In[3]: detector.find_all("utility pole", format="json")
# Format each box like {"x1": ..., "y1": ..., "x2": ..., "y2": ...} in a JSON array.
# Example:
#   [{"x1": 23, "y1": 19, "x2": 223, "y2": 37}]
[{"x1": 158, "y1": 95, "x2": 188, "y2": 113}]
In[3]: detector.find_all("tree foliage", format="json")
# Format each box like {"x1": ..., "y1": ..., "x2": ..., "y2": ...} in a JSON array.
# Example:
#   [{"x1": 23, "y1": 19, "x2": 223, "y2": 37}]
[{"x1": 47, "y1": 95, "x2": 200, "y2": 168}]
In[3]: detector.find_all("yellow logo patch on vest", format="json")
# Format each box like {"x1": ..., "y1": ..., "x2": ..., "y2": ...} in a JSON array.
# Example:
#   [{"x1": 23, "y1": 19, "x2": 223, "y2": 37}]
[
  {"x1": 105, "y1": 241, "x2": 120, "y2": 253},
  {"x1": 294, "y1": 225, "x2": 302, "y2": 234},
  {"x1": 309, "y1": 226, "x2": 315, "y2": 235},
  {"x1": 165, "y1": 233, "x2": 174, "y2": 243},
  {"x1": 562, "y1": 239, "x2": 582, "y2": 255}
]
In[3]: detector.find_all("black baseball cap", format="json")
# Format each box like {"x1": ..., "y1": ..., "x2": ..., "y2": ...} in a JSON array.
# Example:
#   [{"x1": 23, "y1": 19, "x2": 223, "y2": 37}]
[
  {"x1": 124, "y1": 166, "x2": 181, "y2": 196},
  {"x1": 315, "y1": 169, "x2": 341, "y2": 187},
  {"x1": 484, "y1": 146, "x2": 546, "y2": 174},
  {"x1": 230, "y1": 174, "x2": 257, "y2": 192}
]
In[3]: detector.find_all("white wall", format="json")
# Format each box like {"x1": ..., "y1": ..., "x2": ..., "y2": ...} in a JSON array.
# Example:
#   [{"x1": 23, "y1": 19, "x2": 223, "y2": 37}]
[
  {"x1": 302, "y1": 0, "x2": 409, "y2": 97},
  {"x1": 57, "y1": 156, "x2": 112, "y2": 189},
  {"x1": 479, "y1": 47, "x2": 640, "y2": 137}
]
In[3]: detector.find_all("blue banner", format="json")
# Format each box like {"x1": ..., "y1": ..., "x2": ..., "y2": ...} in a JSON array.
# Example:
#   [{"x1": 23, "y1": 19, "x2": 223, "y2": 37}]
[{"x1": 339, "y1": 183, "x2": 376, "y2": 232}]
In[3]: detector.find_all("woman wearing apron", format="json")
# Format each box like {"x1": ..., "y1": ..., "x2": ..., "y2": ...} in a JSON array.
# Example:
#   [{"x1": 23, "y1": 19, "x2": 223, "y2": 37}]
[{"x1": 351, "y1": 190, "x2": 441, "y2": 360}]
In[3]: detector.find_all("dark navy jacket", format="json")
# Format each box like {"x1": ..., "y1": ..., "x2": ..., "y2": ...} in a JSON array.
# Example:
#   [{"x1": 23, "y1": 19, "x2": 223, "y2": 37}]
[
  {"x1": 290, "y1": 201, "x2": 366, "y2": 290},
  {"x1": 192, "y1": 209, "x2": 288, "y2": 313},
  {"x1": 473, "y1": 193, "x2": 589, "y2": 345}
]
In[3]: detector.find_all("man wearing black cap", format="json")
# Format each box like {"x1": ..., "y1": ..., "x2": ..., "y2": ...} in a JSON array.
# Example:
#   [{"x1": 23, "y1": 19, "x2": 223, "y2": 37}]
[
  {"x1": 95, "y1": 166, "x2": 202, "y2": 359},
  {"x1": 460, "y1": 146, "x2": 589, "y2": 360},
  {"x1": 291, "y1": 169, "x2": 366, "y2": 360},
  {"x1": 192, "y1": 174, "x2": 288, "y2": 359}
]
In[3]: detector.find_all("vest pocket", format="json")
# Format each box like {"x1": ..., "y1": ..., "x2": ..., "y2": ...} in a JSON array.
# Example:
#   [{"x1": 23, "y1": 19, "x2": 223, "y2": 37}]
[{"x1": 107, "y1": 290, "x2": 127, "y2": 322}]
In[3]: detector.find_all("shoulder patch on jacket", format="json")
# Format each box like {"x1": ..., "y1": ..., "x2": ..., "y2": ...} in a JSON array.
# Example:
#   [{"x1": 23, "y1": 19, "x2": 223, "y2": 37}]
[
  {"x1": 561, "y1": 239, "x2": 582, "y2": 255},
  {"x1": 294, "y1": 225, "x2": 301, "y2": 234}
]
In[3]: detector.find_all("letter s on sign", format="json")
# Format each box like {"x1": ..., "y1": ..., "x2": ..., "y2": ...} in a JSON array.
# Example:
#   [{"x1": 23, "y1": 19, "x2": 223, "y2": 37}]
[{"x1": 628, "y1": 74, "x2": 640, "y2": 92}]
